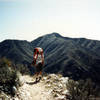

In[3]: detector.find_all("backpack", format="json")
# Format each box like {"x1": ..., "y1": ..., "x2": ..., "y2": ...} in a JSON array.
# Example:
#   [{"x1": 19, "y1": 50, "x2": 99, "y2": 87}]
[{"x1": 33, "y1": 47, "x2": 44, "y2": 65}]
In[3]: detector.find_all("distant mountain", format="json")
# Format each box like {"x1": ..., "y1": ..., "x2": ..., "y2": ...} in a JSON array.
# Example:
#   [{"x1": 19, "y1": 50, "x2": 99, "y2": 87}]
[
  {"x1": 0, "y1": 40, "x2": 33, "y2": 64},
  {"x1": 0, "y1": 33, "x2": 100, "y2": 83}
]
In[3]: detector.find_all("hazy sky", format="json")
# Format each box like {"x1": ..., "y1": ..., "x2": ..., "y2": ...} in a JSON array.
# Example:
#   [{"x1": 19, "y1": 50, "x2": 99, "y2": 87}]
[{"x1": 0, "y1": 0, "x2": 100, "y2": 42}]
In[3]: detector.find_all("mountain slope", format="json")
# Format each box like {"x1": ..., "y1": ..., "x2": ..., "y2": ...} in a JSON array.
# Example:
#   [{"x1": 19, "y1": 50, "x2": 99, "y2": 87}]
[
  {"x1": 0, "y1": 33, "x2": 100, "y2": 83},
  {"x1": 0, "y1": 40, "x2": 33, "y2": 64},
  {"x1": 31, "y1": 33, "x2": 100, "y2": 82}
]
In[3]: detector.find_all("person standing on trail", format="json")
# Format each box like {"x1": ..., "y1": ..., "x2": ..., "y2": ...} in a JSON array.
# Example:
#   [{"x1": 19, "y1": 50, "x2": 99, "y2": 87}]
[{"x1": 32, "y1": 47, "x2": 44, "y2": 81}]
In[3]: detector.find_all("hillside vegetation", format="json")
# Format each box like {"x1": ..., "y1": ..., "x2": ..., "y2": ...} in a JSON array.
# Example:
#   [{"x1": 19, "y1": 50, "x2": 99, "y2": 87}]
[{"x1": 0, "y1": 58, "x2": 19, "y2": 95}]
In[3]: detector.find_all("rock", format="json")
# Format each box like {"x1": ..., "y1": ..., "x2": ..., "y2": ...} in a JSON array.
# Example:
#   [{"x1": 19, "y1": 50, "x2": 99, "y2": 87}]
[
  {"x1": 56, "y1": 95, "x2": 66, "y2": 100},
  {"x1": 62, "y1": 90, "x2": 69, "y2": 95},
  {"x1": 58, "y1": 83, "x2": 63, "y2": 88},
  {"x1": 60, "y1": 77, "x2": 69, "y2": 84},
  {"x1": 0, "y1": 92, "x2": 10, "y2": 100},
  {"x1": 42, "y1": 74, "x2": 69, "y2": 100},
  {"x1": 12, "y1": 86, "x2": 17, "y2": 95}
]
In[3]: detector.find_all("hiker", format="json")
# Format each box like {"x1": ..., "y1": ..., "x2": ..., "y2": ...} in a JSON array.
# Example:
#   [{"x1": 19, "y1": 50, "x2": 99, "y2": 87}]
[{"x1": 32, "y1": 47, "x2": 44, "y2": 81}]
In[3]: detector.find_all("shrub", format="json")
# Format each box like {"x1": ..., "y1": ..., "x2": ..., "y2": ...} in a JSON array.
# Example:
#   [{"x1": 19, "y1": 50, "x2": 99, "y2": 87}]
[
  {"x1": 66, "y1": 78, "x2": 100, "y2": 100},
  {"x1": 15, "y1": 64, "x2": 30, "y2": 75},
  {"x1": 0, "y1": 58, "x2": 19, "y2": 95}
]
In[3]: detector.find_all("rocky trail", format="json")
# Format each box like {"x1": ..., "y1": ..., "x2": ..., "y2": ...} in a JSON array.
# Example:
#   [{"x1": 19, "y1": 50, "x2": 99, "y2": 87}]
[
  {"x1": 1, "y1": 74, "x2": 69, "y2": 100},
  {"x1": 14, "y1": 75, "x2": 54, "y2": 100}
]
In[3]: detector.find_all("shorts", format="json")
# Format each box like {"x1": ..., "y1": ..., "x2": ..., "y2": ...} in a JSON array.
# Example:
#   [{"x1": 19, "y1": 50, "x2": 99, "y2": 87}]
[{"x1": 36, "y1": 63, "x2": 43, "y2": 72}]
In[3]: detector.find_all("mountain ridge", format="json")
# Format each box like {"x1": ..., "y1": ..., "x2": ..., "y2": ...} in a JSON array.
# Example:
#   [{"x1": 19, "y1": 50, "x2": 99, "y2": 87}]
[{"x1": 0, "y1": 33, "x2": 100, "y2": 83}]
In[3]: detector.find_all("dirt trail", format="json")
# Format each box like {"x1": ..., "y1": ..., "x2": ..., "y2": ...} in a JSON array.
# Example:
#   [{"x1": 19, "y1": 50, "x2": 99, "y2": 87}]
[
  {"x1": 12, "y1": 74, "x2": 69, "y2": 100},
  {"x1": 14, "y1": 75, "x2": 54, "y2": 100}
]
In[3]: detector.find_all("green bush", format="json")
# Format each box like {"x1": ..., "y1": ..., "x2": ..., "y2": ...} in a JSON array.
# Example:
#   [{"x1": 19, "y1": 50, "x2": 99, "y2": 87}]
[
  {"x1": 0, "y1": 58, "x2": 19, "y2": 95},
  {"x1": 66, "y1": 78, "x2": 100, "y2": 100},
  {"x1": 15, "y1": 64, "x2": 30, "y2": 75}
]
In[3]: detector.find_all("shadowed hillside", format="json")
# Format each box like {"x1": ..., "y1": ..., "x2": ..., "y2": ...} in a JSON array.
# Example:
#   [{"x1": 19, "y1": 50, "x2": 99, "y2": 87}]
[
  {"x1": 0, "y1": 40, "x2": 33, "y2": 64},
  {"x1": 0, "y1": 33, "x2": 100, "y2": 84}
]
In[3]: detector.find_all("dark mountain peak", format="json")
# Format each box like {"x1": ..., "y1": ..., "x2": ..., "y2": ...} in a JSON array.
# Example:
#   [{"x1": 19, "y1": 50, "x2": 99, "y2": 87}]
[
  {"x1": 1, "y1": 39, "x2": 29, "y2": 45},
  {"x1": 51, "y1": 32, "x2": 62, "y2": 37},
  {"x1": 2, "y1": 39, "x2": 14, "y2": 43},
  {"x1": 41, "y1": 32, "x2": 62, "y2": 39},
  {"x1": 0, "y1": 39, "x2": 15, "y2": 46},
  {"x1": 2, "y1": 39, "x2": 28, "y2": 42}
]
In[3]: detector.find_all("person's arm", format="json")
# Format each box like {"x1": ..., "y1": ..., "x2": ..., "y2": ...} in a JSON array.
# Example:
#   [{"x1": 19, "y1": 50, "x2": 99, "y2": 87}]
[
  {"x1": 32, "y1": 51, "x2": 37, "y2": 66},
  {"x1": 41, "y1": 53, "x2": 44, "y2": 65}
]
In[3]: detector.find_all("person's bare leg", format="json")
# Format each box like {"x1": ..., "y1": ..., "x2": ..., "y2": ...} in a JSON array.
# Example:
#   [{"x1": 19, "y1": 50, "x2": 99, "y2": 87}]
[
  {"x1": 32, "y1": 72, "x2": 36, "y2": 81},
  {"x1": 40, "y1": 71, "x2": 42, "y2": 76},
  {"x1": 36, "y1": 72, "x2": 40, "y2": 82},
  {"x1": 38, "y1": 71, "x2": 42, "y2": 81},
  {"x1": 36, "y1": 72, "x2": 40, "y2": 76}
]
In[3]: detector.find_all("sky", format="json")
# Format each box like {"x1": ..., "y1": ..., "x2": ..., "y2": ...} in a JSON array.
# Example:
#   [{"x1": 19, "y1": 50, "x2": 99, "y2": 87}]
[{"x1": 0, "y1": 0, "x2": 100, "y2": 42}]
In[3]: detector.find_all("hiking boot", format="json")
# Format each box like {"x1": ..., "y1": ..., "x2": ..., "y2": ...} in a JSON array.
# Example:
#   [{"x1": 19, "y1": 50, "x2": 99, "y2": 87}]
[
  {"x1": 35, "y1": 77, "x2": 38, "y2": 82},
  {"x1": 39, "y1": 77, "x2": 41, "y2": 81}
]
